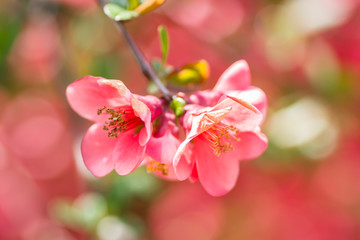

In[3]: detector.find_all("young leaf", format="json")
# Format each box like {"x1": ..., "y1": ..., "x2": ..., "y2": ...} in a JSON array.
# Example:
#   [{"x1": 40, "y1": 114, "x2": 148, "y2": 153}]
[
  {"x1": 114, "y1": 10, "x2": 139, "y2": 21},
  {"x1": 108, "y1": 0, "x2": 128, "y2": 9},
  {"x1": 103, "y1": 3, "x2": 139, "y2": 21},
  {"x1": 128, "y1": 0, "x2": 140, "y2": 10},
  {"x1": 158, "y1": 25, "x2": 169, "y2": 66},
  {"x1": 104, "y1": 3, "x2": 125, "y2": 19},
  {"x1": 166, "y1": 60, "x2": 209, "y2": 87},
  {"x1": 151, "y1": 59, "x2": 163, "y2": 74}
]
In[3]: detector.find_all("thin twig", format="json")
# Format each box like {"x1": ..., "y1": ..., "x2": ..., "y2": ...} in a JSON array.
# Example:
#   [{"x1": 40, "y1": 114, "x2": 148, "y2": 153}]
[
  {"x1": 97, "y1": 0, "x2": 172, "y2": 101},
  {"x1": 115, "y1": 22, "x2": 172, "y2": 100}
]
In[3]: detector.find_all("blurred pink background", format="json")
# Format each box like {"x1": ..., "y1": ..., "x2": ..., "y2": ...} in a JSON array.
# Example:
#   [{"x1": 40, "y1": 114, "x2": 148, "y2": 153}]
[{"x1": 1, "y1": 0, "x2": 360, "y2": 239}]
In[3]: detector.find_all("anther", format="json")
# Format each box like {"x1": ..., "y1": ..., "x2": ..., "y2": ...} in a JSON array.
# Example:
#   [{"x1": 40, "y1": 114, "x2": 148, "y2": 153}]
[
  {"x1": 97, "y1": 106, "x2": 142, "y2": 138},
  {"x1": 147, "y1": 159, "x2": 169, "y2": 176},
  {"x1": 200, "y1": 123, "x2": 241, "y2": 156}
]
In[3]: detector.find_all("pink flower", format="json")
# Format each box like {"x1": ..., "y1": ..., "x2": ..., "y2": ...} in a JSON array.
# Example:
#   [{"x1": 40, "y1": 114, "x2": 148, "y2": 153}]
[
  {"x1": 174, "y1": 60, "x2": 268, "y2": 196},
  {"x1": 191, "y1": 60, "x2": 267, "y2": 116},
  {"x1": 66, "y1": 76, "x2": 162, "y2": 177},
  {"x1": 146, "y1": 109, "x2": 192, "y2": 180}
]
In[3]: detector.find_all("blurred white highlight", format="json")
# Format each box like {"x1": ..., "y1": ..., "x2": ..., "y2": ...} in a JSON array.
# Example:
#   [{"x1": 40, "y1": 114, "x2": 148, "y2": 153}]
[{"x1": 268, "y1": 97, "x2": 338, "y2": 159}]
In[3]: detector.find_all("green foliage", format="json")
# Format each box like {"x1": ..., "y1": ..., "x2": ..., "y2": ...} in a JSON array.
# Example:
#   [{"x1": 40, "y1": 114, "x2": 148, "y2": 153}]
[
  {"x1": 128, "y1": 0, "x2": 139, "y2": 10},
  {"x1": 0, "y1": 12, "x2": 21, "y2": 89},
  {"x1": 158, "y1": 25, "x2": 169, "y2": 66},
  {"x1": 52, "y1": 193, "x2": 107, "y2": 231},
  {"x1": 166, "y1": 60, "x2": 209, "y2": 87},
  {"x1": 108, "y1": 0, "x2": 128, "y2": 9},
  {"x1": 148, "y1": 59, "x2": 173, "y2": 94},
  {"x1": 103, "y1": 3, "x2": 139, "y2": 21}
]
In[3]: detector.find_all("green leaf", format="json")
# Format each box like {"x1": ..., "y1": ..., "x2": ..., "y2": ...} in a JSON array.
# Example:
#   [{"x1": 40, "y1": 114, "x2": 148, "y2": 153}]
[
  {"x1": 128, "y1": 0, "x2": 140, "y2": 10},
  {"x1": 166, "y1": 60, "x2": 209, "y2": 87},
  {"x1": 151, "y1": 59, "x2": 163, "y2": 73},
  {"x1": 158, "y1": 25, "x2": 169, "y2": 66},
  {"x1": 114, "y1": 10, "x2": 139, "y2": 21},
  {"x1": 104, "y1": 3, "x2": 139, "y2": 21},
  {"x1": 104, "y1": 3, "x2": 125, "y2": 19},
  {"x1": 108, "y1": 0, "x2": 128, "y2": 9}
]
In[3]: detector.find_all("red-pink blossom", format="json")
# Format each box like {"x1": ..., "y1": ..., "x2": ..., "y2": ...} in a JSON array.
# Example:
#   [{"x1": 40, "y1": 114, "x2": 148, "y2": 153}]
[
  {"x1": 66, "y1": 76, "x2": 162, "y2": 177},
  {"x1": 146, "y1": 109, "x2": 192, "y2": 180},
  {"x1": 174, "y1": 60, "x2": 268, "y2": 196}
]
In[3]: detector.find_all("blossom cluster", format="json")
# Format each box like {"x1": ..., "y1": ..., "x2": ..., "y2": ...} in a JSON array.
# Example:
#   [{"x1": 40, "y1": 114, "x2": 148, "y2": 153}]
[{"x1": 66, "y1": 60, "x2": 267, "y2": 196}]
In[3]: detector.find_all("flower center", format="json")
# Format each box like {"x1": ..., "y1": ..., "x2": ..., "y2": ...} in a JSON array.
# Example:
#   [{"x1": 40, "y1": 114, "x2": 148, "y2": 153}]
[
  {"x1": 199, "y1": 122, "x2": 240, "y2": 156},
  {"x1": 97, "y1": 106, "x2": 143, "y2": 138},
  {"x1": 147, "y1": 159, "x2": 169, "y2": 176}
]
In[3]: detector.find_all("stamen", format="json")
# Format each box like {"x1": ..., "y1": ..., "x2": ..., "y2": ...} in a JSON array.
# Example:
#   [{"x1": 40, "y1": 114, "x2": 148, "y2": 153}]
[
  {"x1": 97, "y1": 106, "x2": 143, "y2": 138},
  {"x1": 199, "y1": 122, "x2": 240, "y2": 156},
  {"x1": 147, "y1": 159, "x2": 169, "y2": 176}
]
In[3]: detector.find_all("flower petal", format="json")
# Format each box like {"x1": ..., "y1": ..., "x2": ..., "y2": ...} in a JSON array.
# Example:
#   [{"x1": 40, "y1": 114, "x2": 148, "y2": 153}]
[
  {"x1": 226, "y1": 129, "x2": 268, "y2": 161},
  {"x1": 188, "y1": 90, "x2": 223, "y2": 107},
  {"x1": 213, "y1": 60, "x2": 251, "y2": 92},
  {"x1": 98, "y1": 79, "x2": 132, "y2": 101},
  {"x1": 213, "y1": 97, "x2": 263, "y2": 132},
  {"x1": 135, "y1": 95, "x2": 163, "y2": 121},
  {"x1": 131, "y1": 95, "x2": 152, "y2": 146},
  {"x1": 183, "y1": 107, "x2": 232, "y2": 142},
  {"x1": 81, "y1": 123, "x2": 116, "y2": 177},
  {"x1": 173, "y1": 138, "x2": 194, "y2": 181},
  {"x1": 194, "y1": 139, "x2": 240, "y2": 196},
  {"x1": 226, "y1": 87, "x2": 267, "y2": 118},
  {"x1": 113, "y1": 131, "x2": 146, "y2": 175},
  {"x1": 66, "y1": 76, "x2": 128, "y2": 122},
  {"x1": 147, "y1": 130, "x2": 181, "y2": 165}
]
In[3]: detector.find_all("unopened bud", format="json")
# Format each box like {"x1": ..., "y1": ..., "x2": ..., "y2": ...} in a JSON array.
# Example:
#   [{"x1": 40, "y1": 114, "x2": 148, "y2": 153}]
[{"x1": 170, "y1": 96, "x2": 186, "y2": 117}]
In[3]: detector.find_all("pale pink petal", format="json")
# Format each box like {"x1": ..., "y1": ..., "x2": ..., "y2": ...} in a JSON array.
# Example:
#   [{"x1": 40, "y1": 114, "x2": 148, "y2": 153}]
[
  {"x1": 188, "y1": 90, "x2": 223, "y2": 106},
  {"x1": 174, "y1": 103, "x2": 243, "y2": 181},
  {"x1": 98, "y1": 79, "x2": 132, "y2": 102},
  {"x1": 189, "y1": 165, "x2": 199, "y2": 183},
  {"x1": 147, "y1": 130, "x2": 181, "y2": 165},
  {"x1": 135, "y1": 95, "x2": 163, "y2": 120},
  {"x1": 113, "y1": 131, "x2": 146, "y2": 175},
  {"x1": 226, "y1": 87, "x2": 267, "y2": 118},
  {"x1": 213, "y1": 60, "x2": 251, "y2": 92},
  {"x1": 229, "y1": 130, "x2": 268, "y2": 161},
  {"x1": 138, "y1": 127, "x2": 150, "y2": 147},
  {"x1": 66, "y1": 76, "x2": 127, "y2": 122},
  {"x1": 213, "y1": 97, "x2": 263, "y2": 132},
  {"x1": 185, "y1": 107, "x2": 232, "y2": 140},
  {"x1": 81, "y1": 123, "x2": 116, "y2": 177},
  {"x1": 131, "y1": 95, "x2": 152, "y2": 146},
  {"x1": 173, "y1": 138, "x2": 194, "y2": 181},
  {"x1": 194, "y1": 139, "x2": 240, "y2": 197},
  {"x1": 182, "y1": 104, "x2": 207, "y2": 130}
]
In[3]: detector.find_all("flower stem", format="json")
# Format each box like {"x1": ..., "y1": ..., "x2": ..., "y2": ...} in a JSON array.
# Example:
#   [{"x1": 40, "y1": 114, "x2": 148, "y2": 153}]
[{"x1": 97, "y1": 0, "x2": 172, "y2": 101}]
